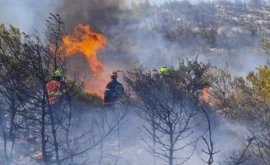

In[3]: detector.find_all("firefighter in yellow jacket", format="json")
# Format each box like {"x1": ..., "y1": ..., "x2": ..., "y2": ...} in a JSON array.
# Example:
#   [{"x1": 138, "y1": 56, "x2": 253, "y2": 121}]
[{"x1": 159, "y1": 66, "x2": 171, "y2": 77}]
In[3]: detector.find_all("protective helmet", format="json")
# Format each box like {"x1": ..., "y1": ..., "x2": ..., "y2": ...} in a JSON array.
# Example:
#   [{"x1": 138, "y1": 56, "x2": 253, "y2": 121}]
[
  {"x1": 54, "y1": 69, "x2": 62, "y2": 77},
  {"x1": 159, "y1": 67, "x2": 170, "y2": 75},
  {"x1": 111, "y1": 71, "x2": 118, "y2": 77}
]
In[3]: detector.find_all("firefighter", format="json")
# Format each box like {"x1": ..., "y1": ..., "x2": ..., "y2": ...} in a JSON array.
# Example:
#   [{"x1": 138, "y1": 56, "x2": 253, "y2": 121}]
[
  {"x1": 159, "y1": 66, "x2": 171, "y2": 77},
  {"x1": 46, "y1": 69, "x2": 67, "y2": 123},
  {"x1": 104, "y1": 71, "x2": 124, "y2": 107}
]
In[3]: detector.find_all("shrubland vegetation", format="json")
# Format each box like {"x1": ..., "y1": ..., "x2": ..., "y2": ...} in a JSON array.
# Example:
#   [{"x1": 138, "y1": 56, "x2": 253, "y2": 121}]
[{"x1": 1, "y1": 0, "x2": 270, "y2": 164}]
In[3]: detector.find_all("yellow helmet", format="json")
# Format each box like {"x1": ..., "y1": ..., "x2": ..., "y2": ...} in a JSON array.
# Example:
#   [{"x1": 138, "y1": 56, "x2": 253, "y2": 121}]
[
  {"x1": 54, "y1": 69, "x2": 62, "y2": 77},
  {"x1": 159, "y1": 67, "x2": 170, "y2": 75}
]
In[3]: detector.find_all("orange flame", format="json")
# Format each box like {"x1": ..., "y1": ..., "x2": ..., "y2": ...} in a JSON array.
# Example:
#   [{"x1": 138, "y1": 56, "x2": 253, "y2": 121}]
[
  {"x1": 201, "y1": 87, "x2": 219, "y2": 107},
  {"x1": 61, "y1": 24, "x2": 110, "y2": 96},
  {"x1": 201, "y1": 87, "x2": 211, "y2": 103},
  {"x1": 34, "y1": 152, "x2": 42, "y2": 159}
]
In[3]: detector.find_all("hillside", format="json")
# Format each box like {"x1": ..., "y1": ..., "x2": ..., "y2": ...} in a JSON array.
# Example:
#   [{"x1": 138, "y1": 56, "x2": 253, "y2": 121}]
[{"x1": 1, "y1": 1, "x2": 270, "y2": 165}]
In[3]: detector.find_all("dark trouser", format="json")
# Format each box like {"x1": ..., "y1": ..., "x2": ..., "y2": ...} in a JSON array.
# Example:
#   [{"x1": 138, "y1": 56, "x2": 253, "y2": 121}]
[
  {"x1": 49, "y1": 103, "x2": 62, "y2": 124},
  {"x1": 104, "y1": 97, "x2": 118, "y2": 108}
]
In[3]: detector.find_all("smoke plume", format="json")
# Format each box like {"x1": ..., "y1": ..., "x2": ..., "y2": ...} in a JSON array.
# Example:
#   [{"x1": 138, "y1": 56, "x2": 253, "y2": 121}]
[
  {"x1": 0, "y1": 0, "x2": 268, "y2": 164},
  {"x1": 56, "y1": 0, "x2": 268, "y2": 75},
  {"x1": 0, "y1": 0, "x2": 60, "y2": 32}
]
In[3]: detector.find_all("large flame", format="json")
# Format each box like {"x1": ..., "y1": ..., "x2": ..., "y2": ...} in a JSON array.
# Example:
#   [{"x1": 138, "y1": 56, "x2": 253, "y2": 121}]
[{"x1": 61, "y1": 24, "x2": 109, "y2": 96}]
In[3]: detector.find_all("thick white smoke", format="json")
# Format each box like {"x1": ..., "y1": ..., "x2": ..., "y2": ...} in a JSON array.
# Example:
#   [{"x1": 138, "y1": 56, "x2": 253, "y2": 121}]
[
  {"x1": 0, "y1": 0, "x2": 268, "y2": 164},
  {"x1": 0, "y1": 0, "x2": 60, "y2": 32},
  {"x1": 0, "y1": 0, "x2": 254, "y2": 34}
]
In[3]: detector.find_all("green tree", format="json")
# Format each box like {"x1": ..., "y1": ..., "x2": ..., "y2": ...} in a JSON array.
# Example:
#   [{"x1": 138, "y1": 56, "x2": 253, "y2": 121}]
[
  {"x1": 123, "y1": 57, "x2": 212, "y2": 165},
  {"x1": 210, "y1": 38, "x2": 270, "y2": 164}
]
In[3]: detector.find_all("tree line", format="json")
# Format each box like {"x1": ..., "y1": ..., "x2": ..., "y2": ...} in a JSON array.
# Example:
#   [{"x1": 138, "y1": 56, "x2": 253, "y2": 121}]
[{"x1": 1, "y1": 13, "x2": 270, "y2": 165}]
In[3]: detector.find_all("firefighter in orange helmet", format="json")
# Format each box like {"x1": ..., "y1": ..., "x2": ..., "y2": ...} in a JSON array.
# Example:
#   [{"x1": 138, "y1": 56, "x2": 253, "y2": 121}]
[
  {"x1": 46, "y1": 69, "x2": 67, "y2": 123},
  {"x1": 104, "y1": 71, "x2": 124, "y2": 106}
]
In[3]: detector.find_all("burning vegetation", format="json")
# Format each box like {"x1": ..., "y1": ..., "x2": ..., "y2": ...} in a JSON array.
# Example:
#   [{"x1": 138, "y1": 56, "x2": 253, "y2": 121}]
[
  {"x1": 61, "y1": 23, "x2": 109, "y2": 96},
  {"x1": 201, "y1": 87, "x2": 220, "y2": 107},
  {"x1": 201, "y1": 87, "x2": 211, "y2": 103},
  {"x1": 2, "y1": 1, "x2": 270, "y2": 165},
  {"x1": 34, "y1": 152, "x2": 42, "y2": 159}
]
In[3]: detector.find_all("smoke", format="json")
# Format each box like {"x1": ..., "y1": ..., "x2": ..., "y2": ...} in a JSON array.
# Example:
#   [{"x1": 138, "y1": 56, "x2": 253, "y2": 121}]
[
  {"x1": 0, "y1": 0, "x2": 60, "y2": 33},
  {"x1": 54, "y1": 1, "x2": 262, "y2": 164},
  {"x1": 0, "y1": 0, "x2": 267, "y2": 164},
  {"x1": 56, "y1": 0, "x2": 187, "y2": 72},
  {"x1": 55, "y1": 0, "x2": 269, "y2": 76},
  {"x1": 1, "y1": 0, "x2": 265, "y2": 73},
  {"x1": 83, "y1": 109, "x2": 249, "y2": 165},
  {"x1": 0, "y1": 0, "x2": 253, "y2": 33}
]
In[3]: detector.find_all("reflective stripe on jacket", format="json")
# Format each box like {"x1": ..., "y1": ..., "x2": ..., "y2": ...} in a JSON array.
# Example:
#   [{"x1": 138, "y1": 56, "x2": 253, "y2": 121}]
[{"x1": 46, "y1": 80, "x2": 66, "y2": 105}]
